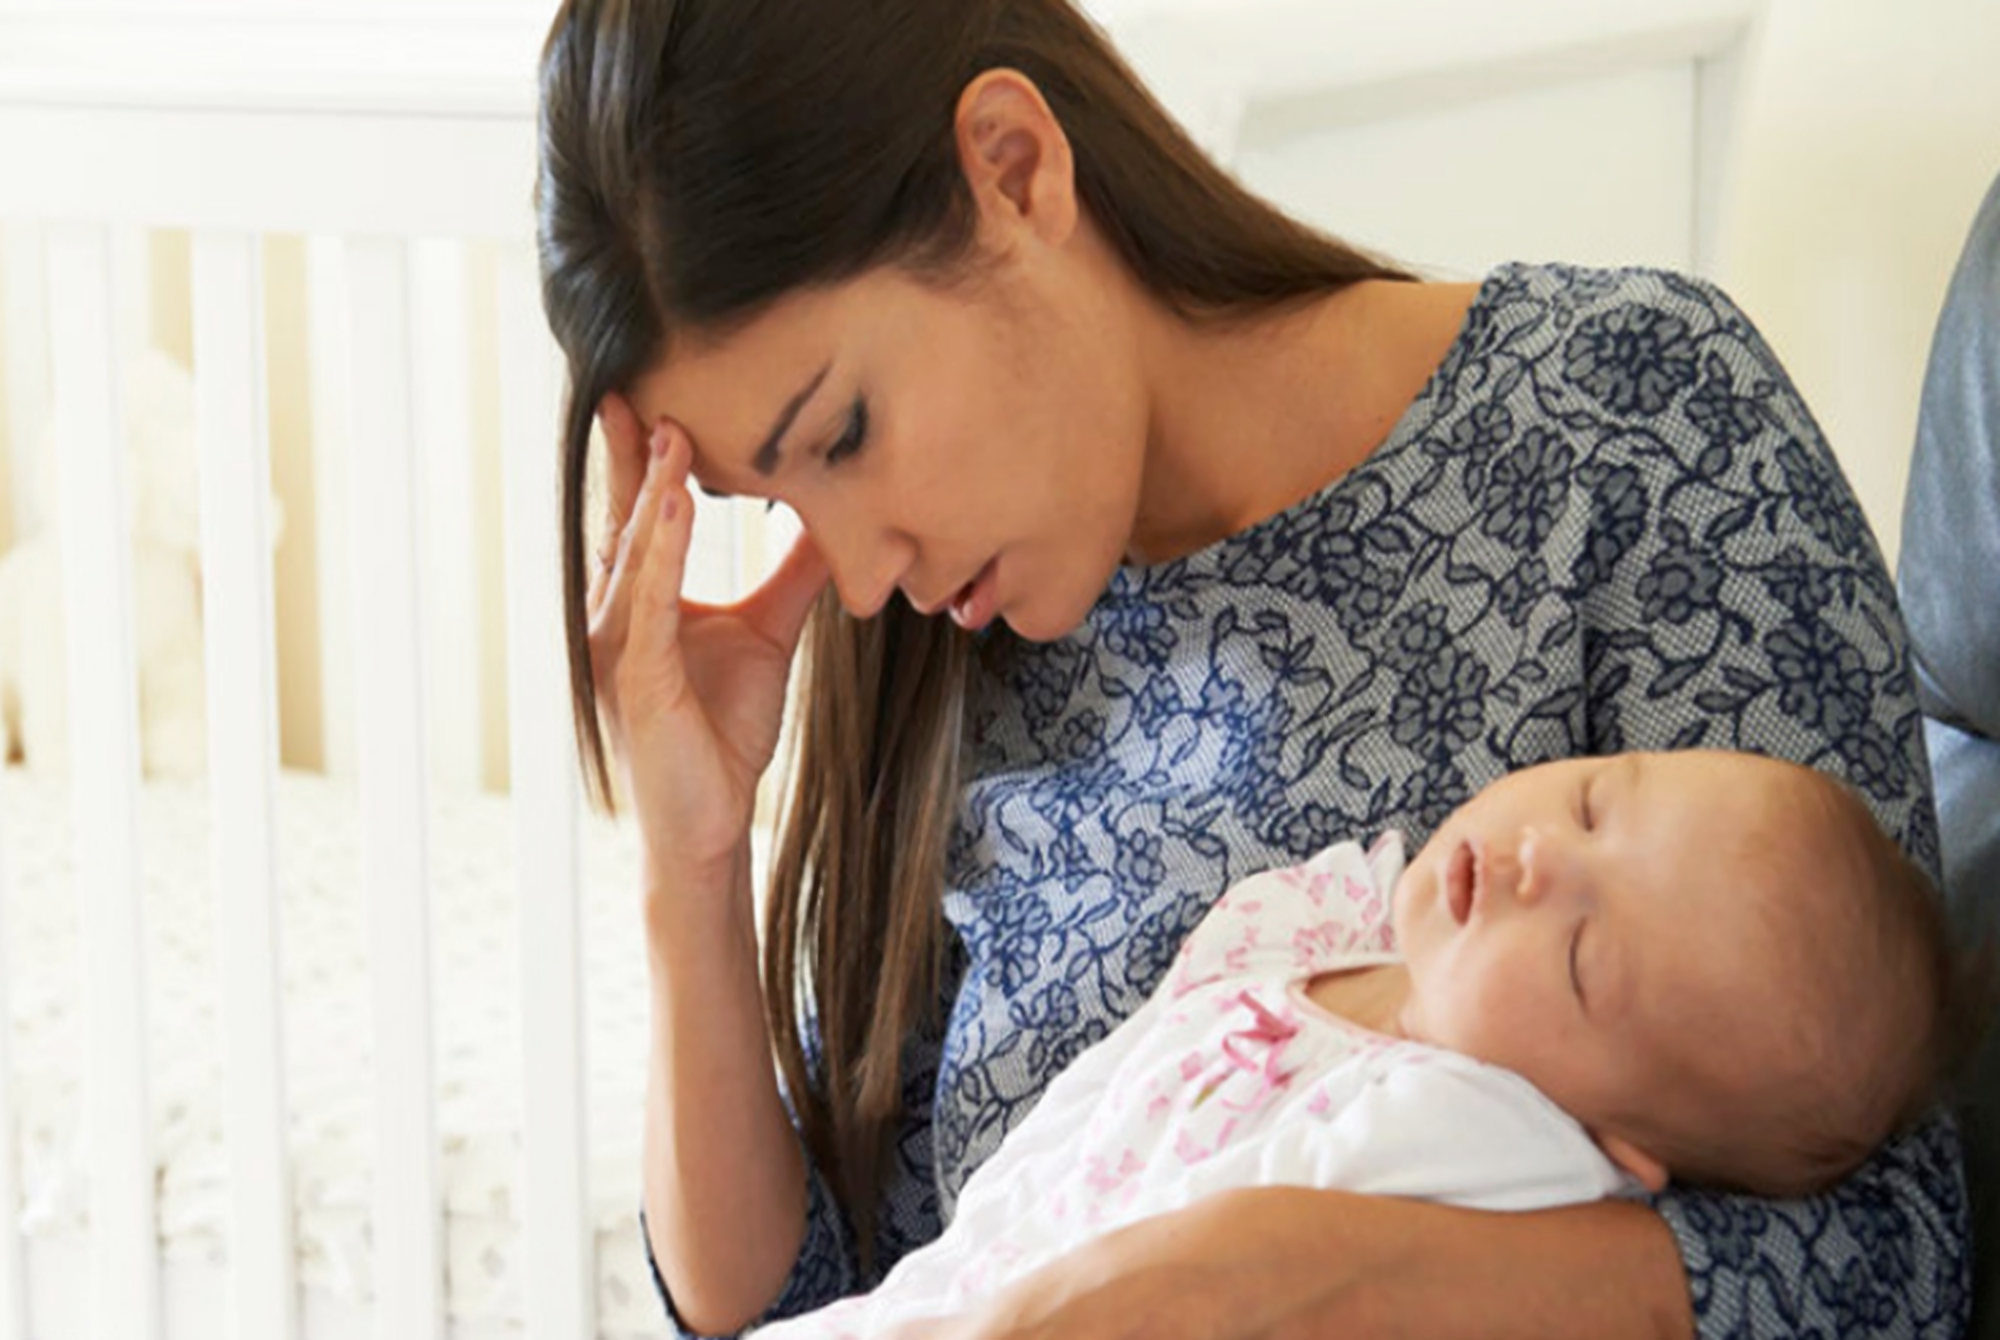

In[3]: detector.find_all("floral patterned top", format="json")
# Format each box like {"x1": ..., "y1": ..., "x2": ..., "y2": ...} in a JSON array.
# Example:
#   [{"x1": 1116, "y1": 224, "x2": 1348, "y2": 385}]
[{"x1": 644, "y1": 263, "x2": 1968, "y2": 1339}]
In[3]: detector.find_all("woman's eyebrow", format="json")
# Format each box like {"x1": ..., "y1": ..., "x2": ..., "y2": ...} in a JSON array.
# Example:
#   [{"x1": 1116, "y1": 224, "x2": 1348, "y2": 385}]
[
  {"x1": 752, "y1": 361, "x2": 831, "y2": 477},
  {"x1": 695, "y1": 361, "x2": 830, "y2": 501}
]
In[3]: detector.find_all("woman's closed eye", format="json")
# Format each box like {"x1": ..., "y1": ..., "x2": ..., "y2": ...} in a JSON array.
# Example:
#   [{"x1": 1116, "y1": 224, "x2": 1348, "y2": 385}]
[{"x1": 825, "y1": 396, "x2": 868, "y2": 466}]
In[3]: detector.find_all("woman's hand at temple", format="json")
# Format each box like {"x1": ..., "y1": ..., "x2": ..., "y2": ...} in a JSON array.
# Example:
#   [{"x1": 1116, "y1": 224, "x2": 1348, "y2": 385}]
[
  {"x1": 888, "y1": 1188, "x2": 1694, "y2": 1340},
  {"x1": 588, "y1": 391, "x2": 829, "y2": 886}
]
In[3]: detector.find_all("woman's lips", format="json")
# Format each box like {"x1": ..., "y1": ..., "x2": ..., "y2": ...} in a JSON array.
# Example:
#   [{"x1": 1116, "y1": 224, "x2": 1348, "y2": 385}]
[
  {"x1": 1444, "y1": 840, "x2": 1477, "y2": 925},
  {"x1": 949, "y1": 557, "x2": 999, "y2": 631}
]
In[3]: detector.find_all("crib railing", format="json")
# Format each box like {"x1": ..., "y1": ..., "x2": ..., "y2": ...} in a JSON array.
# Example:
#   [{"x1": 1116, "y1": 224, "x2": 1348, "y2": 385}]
[{"x1": 0, "y1": 11, "x2": 648, "y2": 1340}]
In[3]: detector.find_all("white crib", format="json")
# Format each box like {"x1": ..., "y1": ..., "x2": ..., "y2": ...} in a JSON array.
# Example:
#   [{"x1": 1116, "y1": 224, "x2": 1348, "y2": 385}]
[
  {"x1": 0, "y1": 6, "x2": 785, "y2": 1339},
  {"x1": 0, "y1": 2, "x2": 1767, "y2": 1338}
]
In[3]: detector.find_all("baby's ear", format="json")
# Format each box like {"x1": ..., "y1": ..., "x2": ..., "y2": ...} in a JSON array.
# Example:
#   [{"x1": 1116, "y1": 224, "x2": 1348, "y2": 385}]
[{"x1": 1595, "y1": 1132, "x2": 1670, "y2": 1192}]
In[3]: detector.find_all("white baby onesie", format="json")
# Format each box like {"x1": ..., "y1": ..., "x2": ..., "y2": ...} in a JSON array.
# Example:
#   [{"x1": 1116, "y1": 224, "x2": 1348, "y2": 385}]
[{"x1": 754, "y1": 834, "x2": 1632, "y2": 1339}]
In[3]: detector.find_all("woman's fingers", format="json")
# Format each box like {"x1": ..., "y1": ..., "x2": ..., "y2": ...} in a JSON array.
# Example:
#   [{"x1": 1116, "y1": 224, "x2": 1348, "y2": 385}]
[
  {"x1": 629, "y1": 422, "x2": 697, "y2": 658},
  {"x1": 588, "y1": 425, "x2": 676, "y2": 670},
  {"x1": 598, "y1": 390, "x2": 650, "y2": 539}
]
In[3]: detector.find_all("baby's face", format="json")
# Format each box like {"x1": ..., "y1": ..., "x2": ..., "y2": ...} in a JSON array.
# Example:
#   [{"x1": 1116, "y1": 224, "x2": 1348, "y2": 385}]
[{"x1": 1391, "y1": 751, "x2": 1817, "y2": 1187}]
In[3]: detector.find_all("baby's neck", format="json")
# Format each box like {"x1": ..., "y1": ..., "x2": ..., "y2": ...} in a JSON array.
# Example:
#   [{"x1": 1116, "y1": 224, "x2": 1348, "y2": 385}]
[{"x1": 1302, "y1": 964, "x2": 1414, "y2": 1040}]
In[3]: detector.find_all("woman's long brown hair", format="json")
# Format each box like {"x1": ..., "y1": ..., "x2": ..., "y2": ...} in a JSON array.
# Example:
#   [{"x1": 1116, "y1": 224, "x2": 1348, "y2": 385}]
[{"x1": 535, "y1": 0, "x2": 1409, "y2": 1261}]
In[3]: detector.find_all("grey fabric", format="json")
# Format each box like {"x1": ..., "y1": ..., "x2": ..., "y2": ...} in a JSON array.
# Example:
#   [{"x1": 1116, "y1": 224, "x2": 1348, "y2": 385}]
[
  {"x1": 1906, "y1": 177, "x2": 2000, "y2": 743},
  {"x1": 1901, "y1": 171, "x2": 2000, "y2": 1337}
]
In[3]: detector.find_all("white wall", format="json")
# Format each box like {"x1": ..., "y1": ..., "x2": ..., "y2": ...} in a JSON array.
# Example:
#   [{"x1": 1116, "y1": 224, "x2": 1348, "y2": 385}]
[
  {"x1": 1103, "y1": 0, "x2": 2000, "y2": 568},
  {"x1": 1711, "y1": 0, "x2": 2000, "y2": 569}
]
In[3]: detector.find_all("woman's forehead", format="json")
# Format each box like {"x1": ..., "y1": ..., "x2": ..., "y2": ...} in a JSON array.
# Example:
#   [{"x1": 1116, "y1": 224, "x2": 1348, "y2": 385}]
[{"x1": 628, "y1": 284, "x2": 858, "y2": 486}]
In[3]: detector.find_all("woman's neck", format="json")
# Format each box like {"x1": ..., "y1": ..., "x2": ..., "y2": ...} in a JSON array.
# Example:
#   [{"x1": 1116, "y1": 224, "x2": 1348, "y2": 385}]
[{"x1": 1123, "y1": 278, "x2": 1478, "y2": 566}]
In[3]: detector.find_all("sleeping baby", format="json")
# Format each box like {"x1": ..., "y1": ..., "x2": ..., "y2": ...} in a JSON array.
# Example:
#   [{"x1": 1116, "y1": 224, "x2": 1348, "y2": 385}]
[{"x1": 753, "y1": 749, "x2": 1970, "y2": 1339}]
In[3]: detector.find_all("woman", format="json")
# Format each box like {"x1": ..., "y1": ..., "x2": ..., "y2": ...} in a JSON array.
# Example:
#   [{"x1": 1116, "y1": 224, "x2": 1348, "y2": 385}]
[{"x1": 535, "y1": 2, "x2": 1966, "y2": 1337}]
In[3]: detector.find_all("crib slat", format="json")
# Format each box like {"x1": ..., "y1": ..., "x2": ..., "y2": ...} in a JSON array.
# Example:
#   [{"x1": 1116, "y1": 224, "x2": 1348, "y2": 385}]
[
  {"x1": 2, "y1": 224, "x2": 52, "y2": 542},
  {"x1": 0, "y1": 798, "x2": 26, "y2": 1340},
  {"x1": 410, "y1": 241, "x2": 483, "y2": 795},
  {"x1": 47, "y1": 226, "x2": 163, "y2": 1340},
  {"x1": 344, "y1": 238, "x2": 445, "y2": 1339},
  {"x1": 191, "y1": 231, "x2": 300, "y2": 1340},
  {"x1": 109, "y1": 225, "x2": 152, "y2": 381},
  {"x1": 497, "y1": 246, "x2": 594, "y2": 1340},
  {"x1": 305, "y1": 236, "x2": 357, "y2": 780}
]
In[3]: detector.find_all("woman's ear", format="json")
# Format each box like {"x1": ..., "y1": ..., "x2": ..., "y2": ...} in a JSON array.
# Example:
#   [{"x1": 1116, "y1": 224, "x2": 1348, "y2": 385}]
[
  {"x1": 954, "y1": 68, "x2": 1078, "y2": 249},
  {"x1": 1594, "y1": 1131, "x2": 1671, "y2": 1193}
]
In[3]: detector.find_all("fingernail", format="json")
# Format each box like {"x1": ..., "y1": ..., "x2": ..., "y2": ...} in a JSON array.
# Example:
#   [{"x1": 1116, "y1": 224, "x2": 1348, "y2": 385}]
[{"x1": 649, "y1": 425, "x2": 670, "y2": 459}]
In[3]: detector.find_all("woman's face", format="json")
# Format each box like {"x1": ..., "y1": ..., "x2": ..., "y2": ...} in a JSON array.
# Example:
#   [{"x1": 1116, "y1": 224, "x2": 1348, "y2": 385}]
[{"x1": 626, "y1": 242, "x2": 1152, "y2": 642}]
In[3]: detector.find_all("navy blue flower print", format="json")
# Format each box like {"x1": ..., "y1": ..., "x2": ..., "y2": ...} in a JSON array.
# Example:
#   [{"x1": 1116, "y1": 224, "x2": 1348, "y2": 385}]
[
  {"x1": 1665, "y1": 1191, "x2": 1772, "y2": 1275},
  {"x1": 1129, "y1": 674, "x2": 1186, "y2": 738},
  {"x1": 1637, "y1": 522, "x2": 1725, "y2": 625},
  {"x1": 1481, "y1": 427, "x2": 1573, "y2": 549},
  {"x1": 1854, "y1": 1200, "x2": 1917, "y2": 1290},
  {"x1": 1380, "y1": 602, "x2": 1452, "y2": 672},
  {"x1": 1813, "y1": 1258, "x2": 1901, "y2": 1334},
  {"x1": 1572, "y1": 460, "x2": 1650, "y2": 589},
  {"x1": 1394, "y1": 753, "x2": 1472, "y2": 838},
  {"x1": 1013, "y1": 979, "x2": 1101, "y2": 1078},
  {"x1": 1776, "y1": 439, "x2": 1868, "y2": 555},
  {"x1": 986, "y1": 876, "x2": 1058, "y2": 997},
  {"x1": 1686, "y1": 353, "x2": 1766, "y2": 464},
  {"x1": 1563, "y1": 304, "x2": 1699, "y2": 416},
  {"x1": 1837, "y1": 722, "x2": 1911, "y2": 796},
  {"x1": 1122, "y1": 897, "x2": 1197, "y2": 986},
  {"x1": 1766, "y1": 620, "x2": 1875, "y2": 741},
  {"x1": 1760, "y1": 545, "x2": 1841, "y2": 621},
  {"x1": 1270, "y1": 798, "x2": 1347, "y2": 855},
  {"x1": 1495, "y1": 556, "x2": 1552, "y2": 625},
  {"x1": 1328, "y1": 559, "x2": 1406, "y2": 638},
  {"x1": 1013, "y1": 640, "x2": 1086, "y2": 734},
  {"x1": 1114, "y1": 829, "x2": 1167, "y2": 889},
  {"x1": 1057, "y1": 709, "x2": 1109, "y2": 765},
  {"x1": 1218, "y1": 699, "x2": 1292, "y2": 820},
  {"x1": 1389, "y1": 646, "x2": 1490, "y2": 754},
  {"x1": 1098, "y1": 595, "x2": 1178, "y2": 667},
  {"x1": 1441, "y1": 400, "x2": 1514, "y2": 459}
]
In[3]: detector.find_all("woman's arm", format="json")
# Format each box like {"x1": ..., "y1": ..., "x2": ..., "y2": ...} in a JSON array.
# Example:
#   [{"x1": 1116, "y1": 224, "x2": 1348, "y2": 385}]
[
  {"x1": 898, "y1": 1187, "x2": 1692, "y2": 1340},
  {"x1": 642, "y1": 840, "x2": 810, "y2": 1336},
  {"x1": 582, "y1": 405, "x2": 881, "y2": 1336},
  {"x1": 638, "y1": 846, "x2": 965, "y2": 1339}
]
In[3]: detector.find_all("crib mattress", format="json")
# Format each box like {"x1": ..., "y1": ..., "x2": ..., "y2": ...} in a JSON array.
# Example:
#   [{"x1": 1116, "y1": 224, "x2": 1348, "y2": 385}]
[{"x1": 0, "y1": 763, "x2": 690, "y2": 1335}]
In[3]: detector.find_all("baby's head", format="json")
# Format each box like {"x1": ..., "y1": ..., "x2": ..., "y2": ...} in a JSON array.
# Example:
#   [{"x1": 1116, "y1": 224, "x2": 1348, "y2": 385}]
[{"x1": 1391, "y1": 749, "x2": 1970, "y2": 1198}]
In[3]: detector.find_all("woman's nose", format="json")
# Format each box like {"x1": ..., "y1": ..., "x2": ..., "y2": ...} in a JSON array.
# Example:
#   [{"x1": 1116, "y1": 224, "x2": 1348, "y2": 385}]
[
  {"x1": 827, "y1": 562, "x2": 896, "y2": 620},
  {"x1": 812, "y1": 520, "x2": 909, "y2": 621}
]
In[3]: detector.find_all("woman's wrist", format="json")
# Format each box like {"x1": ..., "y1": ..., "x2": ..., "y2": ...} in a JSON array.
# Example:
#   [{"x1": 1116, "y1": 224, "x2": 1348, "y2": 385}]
[{"x1": 642, "y1": 836, "x2": 758, "y2": 963}]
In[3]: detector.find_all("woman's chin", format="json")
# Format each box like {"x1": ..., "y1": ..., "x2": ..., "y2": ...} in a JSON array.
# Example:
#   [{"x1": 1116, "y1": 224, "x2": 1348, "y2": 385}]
[{"x1": 1001, "y1": 597, "x2": 1088, "y2": 644}]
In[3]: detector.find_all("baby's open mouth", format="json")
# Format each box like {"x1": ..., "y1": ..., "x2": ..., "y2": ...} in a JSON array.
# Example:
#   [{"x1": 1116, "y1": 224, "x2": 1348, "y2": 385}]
[{"x1": 1444, "y1": 840, "x2": 1477, "y2": 925}]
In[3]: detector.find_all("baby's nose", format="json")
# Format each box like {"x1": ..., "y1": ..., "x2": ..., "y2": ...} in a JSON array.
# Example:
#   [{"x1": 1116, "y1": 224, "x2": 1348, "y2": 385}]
[
  {"x1": 1492, "y1": 826, "x2": 1545, "y2": 905},
  {"x1": 1510, "y1": 825, "x2": 1584, "y2": 908}
]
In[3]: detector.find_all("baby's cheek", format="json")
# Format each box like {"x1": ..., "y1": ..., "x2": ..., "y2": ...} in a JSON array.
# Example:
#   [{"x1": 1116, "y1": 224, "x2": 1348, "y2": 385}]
[{"x1": 1432, "y1": 965, "x2": 1549, "y2": 1066}]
